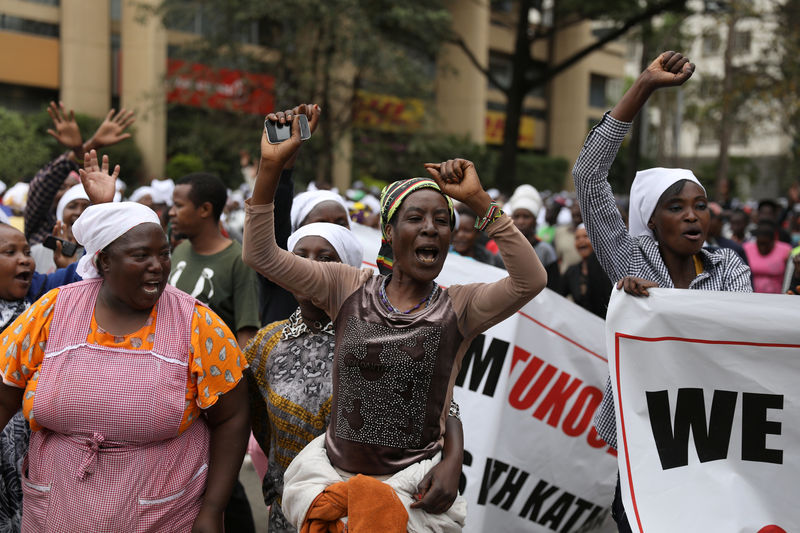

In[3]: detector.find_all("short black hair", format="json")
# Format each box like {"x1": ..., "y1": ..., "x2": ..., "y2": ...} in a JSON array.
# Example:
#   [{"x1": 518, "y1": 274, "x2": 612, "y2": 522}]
[
  {"x1": 755, "y1": 217, "x2": 778, "y2": 233},
  {"x1": 656, "y1": 179, "x2": 692, "y2": 207},
  {"x1": 757, "y1": 199, "x2": 779, "y2": 214},
  {"x1": 177, "y1": 173, "x2": 227, "y2": 222}
]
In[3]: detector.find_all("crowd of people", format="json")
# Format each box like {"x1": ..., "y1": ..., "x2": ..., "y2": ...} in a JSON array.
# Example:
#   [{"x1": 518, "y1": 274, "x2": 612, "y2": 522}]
[{"x1": 0, "y1": 50, "x2": 796, "y2": 533}]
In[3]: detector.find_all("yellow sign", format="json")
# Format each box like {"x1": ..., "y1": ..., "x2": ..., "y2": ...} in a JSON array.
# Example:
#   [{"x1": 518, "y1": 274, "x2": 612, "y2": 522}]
[
  {"x1": 485, "y1": 110, "x2": 536, "y2": 149},
  {"x1": 352, "y1": 90, "x2": 425, "y2": 133}
]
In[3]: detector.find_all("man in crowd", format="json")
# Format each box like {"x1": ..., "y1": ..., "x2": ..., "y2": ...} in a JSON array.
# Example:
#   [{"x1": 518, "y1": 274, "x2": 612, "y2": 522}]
[{"x1": 167, "y1": 172, "x2": 260, "y2": 533}]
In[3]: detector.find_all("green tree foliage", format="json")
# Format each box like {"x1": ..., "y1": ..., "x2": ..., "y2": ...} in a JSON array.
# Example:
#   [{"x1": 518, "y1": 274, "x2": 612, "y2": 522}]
[
  {"x1": 157, "y1": 0, "x2": 452, "y2": 185},
  {"x1": 0, "y1": 108, "x2": 50, "y2": 183},
  {"x1": 771, "y1": 0, "x2": 800, "y2": 179},
  {"x1": 166, "y1": 106, "x2": 263, "y2": 186},
  {"x1": 457, "y1": 0, "x2": 689, "y2": 189},
  {"x1": 0, "y1": 107, "x2": 143, "y2": 187},
  {"x1": 165, "y1": 152, "x2": 205, "y2": 181},
  {"x1": 350, "y1": 129, "x2": 568, "y2": 193},
  {"x1": 27, "y1": 109, "x2": 143, "y2": 187}
]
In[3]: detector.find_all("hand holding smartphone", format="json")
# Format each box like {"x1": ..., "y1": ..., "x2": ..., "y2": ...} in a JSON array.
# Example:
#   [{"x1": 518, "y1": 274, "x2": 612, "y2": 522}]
[
  {"x1": 43, "y1": 235, "x2": 79, "y2": 257},
  {"x1": 264, "y1": 114, "x2": 311, "y2": 144}
]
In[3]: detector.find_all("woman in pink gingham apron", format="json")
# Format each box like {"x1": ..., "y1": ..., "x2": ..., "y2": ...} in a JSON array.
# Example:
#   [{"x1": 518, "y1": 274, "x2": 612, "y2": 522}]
[{"x1": 0, "y1": 199, "x2": 249, "y2": 533}]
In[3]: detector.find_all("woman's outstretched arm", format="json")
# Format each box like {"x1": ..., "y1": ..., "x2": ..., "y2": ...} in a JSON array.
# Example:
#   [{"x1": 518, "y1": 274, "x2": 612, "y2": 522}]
[
  {"x1": 242, "y1": 105, "x2": 368, "y2": 318},
  {"x1": 572, "y1": 51, "x2": 695, "y2": 283}
]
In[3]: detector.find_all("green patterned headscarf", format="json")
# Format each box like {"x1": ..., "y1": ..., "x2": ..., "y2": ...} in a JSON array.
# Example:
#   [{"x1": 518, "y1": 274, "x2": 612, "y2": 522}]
[{"x1": 376, "y1": 177, "x2": 455, "y2": 275}]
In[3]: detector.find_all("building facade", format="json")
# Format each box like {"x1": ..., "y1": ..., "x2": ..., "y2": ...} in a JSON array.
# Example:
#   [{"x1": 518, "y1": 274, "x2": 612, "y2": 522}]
[{"x1": 1, "y1": 0, "x2": 625, "y2": 189}]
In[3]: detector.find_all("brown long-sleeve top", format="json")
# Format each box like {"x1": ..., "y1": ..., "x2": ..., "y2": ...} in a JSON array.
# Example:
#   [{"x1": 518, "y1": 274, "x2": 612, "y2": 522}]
[{"x1": 243, "y1": 201, "x2": 541, "y2": 474}]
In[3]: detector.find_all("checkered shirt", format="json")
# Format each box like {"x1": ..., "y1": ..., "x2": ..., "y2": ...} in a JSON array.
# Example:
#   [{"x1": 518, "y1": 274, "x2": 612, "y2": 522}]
[
  {"x1": 24, "y1": 152, "x2": 78, "y2": 245},
  {"x1": 572, "y1": 112, "x2": 753, "y2": 449}
]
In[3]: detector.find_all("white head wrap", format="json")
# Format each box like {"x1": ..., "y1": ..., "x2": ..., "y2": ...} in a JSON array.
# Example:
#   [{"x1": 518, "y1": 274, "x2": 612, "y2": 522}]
[
  {"x1": 56, "y1": 184, "x2": 90, "y2": 222},
  {"x1": 72, "y1": 202, "x2": 162, "y2": 279},
  {"x1": 2, "y1": 182, "x2": 28, "y2": 210},
  {"x1": 504, "y1": 184, "x2": 543, "y2": 218},
  {"x1": 629, "y1": 167, "x2": 705, "y2": 239},
  {"x1": 150, "y1": 178, "x2": 175, "y2": 206},
  {"x1": 287, "y1": 222, "x2": 363, "y2": 268},
  {"x1": 290, "y1": 190, "x2": 349, "y2": 232},
  {"x1": 129, "y1": 186, "x2": 155, "y2": 203}
]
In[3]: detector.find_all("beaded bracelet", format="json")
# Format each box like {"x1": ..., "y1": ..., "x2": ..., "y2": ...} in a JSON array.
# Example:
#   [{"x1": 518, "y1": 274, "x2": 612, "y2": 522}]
[{"x1": 473, "y1": 201, "x2": 503, "y2": 231}]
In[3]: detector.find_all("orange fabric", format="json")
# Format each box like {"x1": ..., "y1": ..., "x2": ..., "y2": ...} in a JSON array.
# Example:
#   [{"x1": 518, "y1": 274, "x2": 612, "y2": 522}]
[
  {"x1": 0, "y1": 287, "x2": 246, "y2": 433},
  {"x1": 301, "y1": 474, "x2": 408, "y2": 533}
]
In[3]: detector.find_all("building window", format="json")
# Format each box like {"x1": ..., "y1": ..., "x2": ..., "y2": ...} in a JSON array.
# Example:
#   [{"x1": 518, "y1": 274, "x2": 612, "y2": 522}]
[
  {"x1": 110, "y1": 0, "x2": 121, "y2": 22},
  {"x1": 589, "y1": 74, "x2": 607, "y2": 108},
  {"x1": 732, "y1": 30, "x2": 751, "y2": 55},
  {"x1": 0, "y1": 14, "x2": 59, "y2": 37},
  {"x1": 702, "y1": 32, "x2": 720, "y2": 55},
  {"x1": 21, "y1": 0, "x2": 59, "y2": 5},
  {"x1": 490, "y1": 0, "x2": 513, "y2": 14}
]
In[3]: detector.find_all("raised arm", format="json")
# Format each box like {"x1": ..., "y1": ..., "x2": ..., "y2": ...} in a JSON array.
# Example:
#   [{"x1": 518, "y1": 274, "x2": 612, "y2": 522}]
[
  {"x1": 572, "y1": 51, "x2": 695, "y2": 283},
  {"x1": 243, "y1": 105, "x2": 366, "y2": 318},
  {"x1": 425, "y1": 159, "x2": 546, "y2": 338},
  {"x1": 25, "y1": 153, "x2": 78, "y2": 244}
]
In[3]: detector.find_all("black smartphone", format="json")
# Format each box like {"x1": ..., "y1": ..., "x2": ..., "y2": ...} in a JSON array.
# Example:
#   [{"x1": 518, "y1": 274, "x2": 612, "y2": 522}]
[
  {"x1": 43, "y1": 235, "x2": 79, "y2": 257},
  {"x1": 265, "y1": 114, "x2": 311, "y2": 144}
]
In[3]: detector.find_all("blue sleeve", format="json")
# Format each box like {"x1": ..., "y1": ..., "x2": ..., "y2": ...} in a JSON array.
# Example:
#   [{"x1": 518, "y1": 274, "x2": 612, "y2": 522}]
[{"x1": 27, "y1": 262, "x2": 82, "y2": 303}]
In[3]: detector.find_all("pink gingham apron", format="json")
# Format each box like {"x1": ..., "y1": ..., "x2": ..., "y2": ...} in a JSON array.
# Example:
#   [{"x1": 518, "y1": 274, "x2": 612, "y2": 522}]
[{"x1": 22, "y1": 279, "x2": 210, "y2": 532}]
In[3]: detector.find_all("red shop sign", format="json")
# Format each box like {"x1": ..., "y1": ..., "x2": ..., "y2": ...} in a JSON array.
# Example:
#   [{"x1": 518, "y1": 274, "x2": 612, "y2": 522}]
[{"x1": 166, "y1": 59, "x2": 274, "y2": 115}]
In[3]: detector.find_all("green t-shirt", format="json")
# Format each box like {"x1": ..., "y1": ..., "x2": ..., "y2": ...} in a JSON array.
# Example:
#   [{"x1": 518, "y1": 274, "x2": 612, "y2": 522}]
[{"x1": 168, "y1": 240, "x2": 260, "y2": 333}]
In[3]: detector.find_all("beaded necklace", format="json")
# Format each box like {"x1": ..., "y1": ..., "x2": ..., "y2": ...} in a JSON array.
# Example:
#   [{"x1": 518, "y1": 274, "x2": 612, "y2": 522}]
[{"x1": 379, "y1": 275, "x2": 439, "y2": 314}]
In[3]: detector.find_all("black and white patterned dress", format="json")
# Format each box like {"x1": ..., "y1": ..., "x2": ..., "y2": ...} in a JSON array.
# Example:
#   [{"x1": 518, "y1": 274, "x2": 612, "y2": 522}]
[{"x1": 0, "y1": 299, "x2": 31, "y2": 533}]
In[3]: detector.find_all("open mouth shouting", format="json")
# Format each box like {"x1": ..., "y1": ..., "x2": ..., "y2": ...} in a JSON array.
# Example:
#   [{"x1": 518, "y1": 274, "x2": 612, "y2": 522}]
[
  {"x1": 142, "y1": 280, "x2": 162, "y2": 296},
  {"x1": 14, "y1": 270, "x2": 32, "y2": 288},
  {"x1": 682, "y1": 227, "x2": 703, "y2": 241},
  {"x1": 415, "y1": 246, "x2": 441, "y2": 266}
]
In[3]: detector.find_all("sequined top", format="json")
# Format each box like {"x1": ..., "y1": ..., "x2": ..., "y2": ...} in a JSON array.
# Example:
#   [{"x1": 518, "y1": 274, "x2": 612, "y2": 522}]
[{"x1": 243, "y1": 202, "x2": 541, "y2": 475}]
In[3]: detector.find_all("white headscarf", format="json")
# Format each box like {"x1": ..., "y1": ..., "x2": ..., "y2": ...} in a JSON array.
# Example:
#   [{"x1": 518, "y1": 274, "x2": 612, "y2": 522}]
[
  {"x1": 56, "y1": 184, "x2": 90, "y2": 222},
  {"x1": 72, "y1": 202, "x2": 162, "y2": 279},
  {"x1": 129, "y1": 186, "x2": 155, "y2": 203},
  {"x1": 2, "y1": 182, "x2": 27, "y2": 211},
  {"x1": 150, "y1": 178, "x2": 175, "y2": 206},
  {"x1": 504, "y1": 184, "x2": 543, "y2": 218},
  {"x1": 629, "y1": 167, "x2": 705, "y2": 239},
  {"x1": 290, "y1": 190, "x2": 348, "y2": 232},
  {"x1": 287, "y1": 222, "x2": 363, "y2": 268}
]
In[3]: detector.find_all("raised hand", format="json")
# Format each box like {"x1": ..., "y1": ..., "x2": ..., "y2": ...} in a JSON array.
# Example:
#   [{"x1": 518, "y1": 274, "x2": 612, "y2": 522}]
[
  {"x1": 611, "y1": 51, "x2": 695, "y2": 122},
  {"x1": 423, "y1": 158, "x2": 492, "y2": 214},
  {"x1": 259, "y1": 113, "x2": 306, "y2": 169},
  {"x1": 295, "y1": 103, "x2": 322, "y2": 134},
  {"x1": 641, "y1": 51, "x2": 695, "y2": 89},
  {"x1": 86, "y1": 108, "x2": 135, "y2": 150},
  {"x1": 265, "y1": 103, "x2": 321, "y2": 170},
  {"x1": 46, "y1": 101, "x2": 83, "y2": 150},
  {"x1": 51, "y1": 221, "x2": 80, "y2": 269},
  {"x1": 79, "y1": 149, "x2": 119, "y2": 205}
]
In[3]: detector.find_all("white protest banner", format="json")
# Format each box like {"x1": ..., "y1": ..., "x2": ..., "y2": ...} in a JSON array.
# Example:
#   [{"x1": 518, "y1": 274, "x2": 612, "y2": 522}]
[
  {"x1": 606, "y1": 288, "x2": 800, "y2": 533},
  {"x1": 351, "y1": 223, "x2": 617, "y2": 532}
]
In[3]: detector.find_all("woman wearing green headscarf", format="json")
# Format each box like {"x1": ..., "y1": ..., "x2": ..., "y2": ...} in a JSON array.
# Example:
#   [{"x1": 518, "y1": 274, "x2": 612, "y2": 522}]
[{"x1": 242, "y1": 105, "x2": 547, "y2": 531}]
